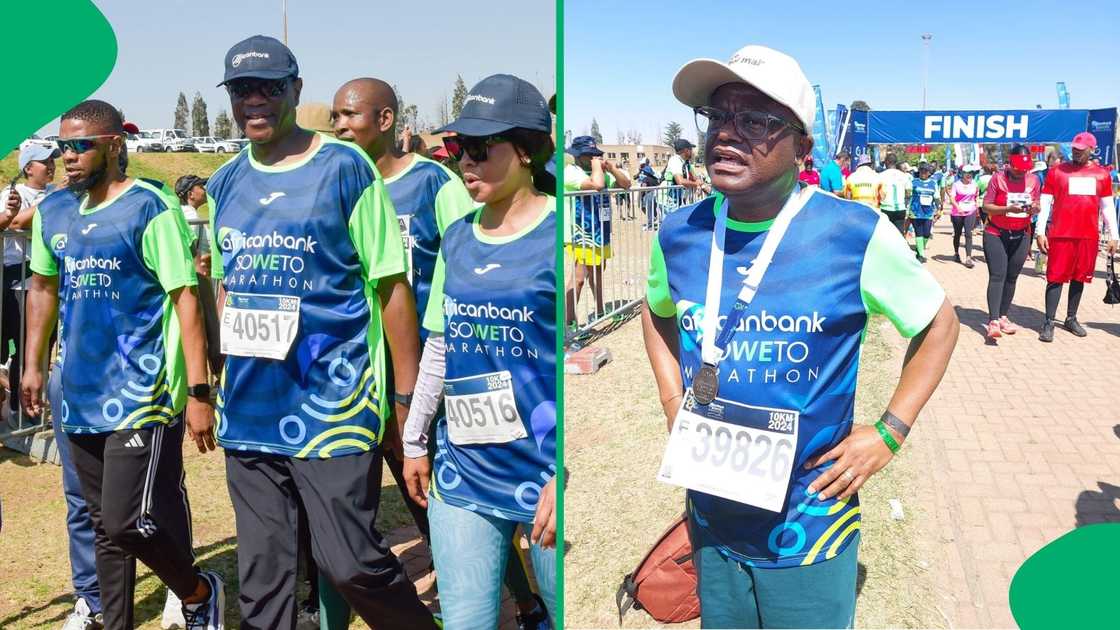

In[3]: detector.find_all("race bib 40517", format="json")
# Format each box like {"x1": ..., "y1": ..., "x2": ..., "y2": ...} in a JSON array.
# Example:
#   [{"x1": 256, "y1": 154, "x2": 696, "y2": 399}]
[
  {"x1": 658, "y1": 391, "x2": 798, "y2": 512},
  {"x1": 220, "y1": 292, "x2": 300, "y2": 360}
]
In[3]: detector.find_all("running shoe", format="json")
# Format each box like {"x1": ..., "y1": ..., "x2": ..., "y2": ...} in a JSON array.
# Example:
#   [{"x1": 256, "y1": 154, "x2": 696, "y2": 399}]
[
  {"x1": 964, "y1": 258, "x2": 975, "y2": 269},
  {"x1": 516, "y1": 594, "x2": 552, "y2": 630},
  {"x1": 182, "y1": 571, "x2": 224, "y2": 630},
  {"x1": 953, "y1": 253, "x2": 962, "y2": 263},
  {"x1": 61, "y1": 598, "x2": 102, "y2": 630},
  {"x1": 986, "y1": 320, "x2": 1002, "y2": 340},
  {"x1": 162, "y1": 588, "x2": 185, "y2": 629},
  {"x1": 916, "y1": 255, "x2": 928, "y2": 264},
  {"x1": 998, "y1": 316, "x2": 1019, "y2": 334},
  {"x1": 1039, "y1": 319, "x2": 1055, "y2": 343},
  {"x1": 1064, "y1": 317, "x2": 1088, "y2": 337}
]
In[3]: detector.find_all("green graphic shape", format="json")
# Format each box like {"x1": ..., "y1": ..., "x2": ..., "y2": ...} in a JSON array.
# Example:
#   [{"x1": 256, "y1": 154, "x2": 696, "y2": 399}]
[
  {"x1": 1009, "y1": 523, "x2": 1120, "y2": 628},
  {"x1": 0, "y1": 1, "x2": 116, "y2": 153}
]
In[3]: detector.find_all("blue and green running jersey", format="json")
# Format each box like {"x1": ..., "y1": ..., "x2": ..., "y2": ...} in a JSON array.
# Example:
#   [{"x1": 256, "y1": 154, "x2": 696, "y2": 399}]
[
  {"x1": 910, "y1": 176, "x2": 939, "y2": 219},
  {"x1": 30, "y1": 179, "x2": 198, "y2": 434},
  {"x1": 207, "y1": 133, "x2": 406, "y2": 458},
  {"x1": 423, "y1": 198, "x2": 557, "y2": 523},
  {"x1": 647, "y1": 190, "x2": 943, "y2": 568},
  {"x1": 383, "y1": 154, "x2": 475, "y2": 343},
  {"x1": 564, "y1": 164, "x2": 615, "y2": 248}
]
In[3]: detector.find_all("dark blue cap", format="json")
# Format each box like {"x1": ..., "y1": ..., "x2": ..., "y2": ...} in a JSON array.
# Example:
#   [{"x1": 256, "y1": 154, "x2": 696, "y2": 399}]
[
  {"x1": 435, "y1": 74, "x2": 551, "y2": 136},
  {"x1": 218, "y1": 35, "x2": 299, "y2": 87},
  {"x1": 567, "y1": 135, "x2": 603, "y2": 157}
]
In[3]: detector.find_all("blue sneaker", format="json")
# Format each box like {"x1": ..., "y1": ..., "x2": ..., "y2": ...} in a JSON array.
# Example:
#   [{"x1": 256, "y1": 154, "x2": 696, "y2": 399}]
[{"x1": 182, "y1": 571, "x2": 224, "y2": 630}]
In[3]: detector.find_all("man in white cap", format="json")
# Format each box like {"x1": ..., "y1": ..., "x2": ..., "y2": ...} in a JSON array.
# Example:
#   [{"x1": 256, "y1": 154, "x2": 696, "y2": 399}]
[
  {"x1": 2, "y1": 143, "x2": 60, "y2": 417},
  {"x1": 643, "y1": 44, "x2": 959, "y2": 627}
]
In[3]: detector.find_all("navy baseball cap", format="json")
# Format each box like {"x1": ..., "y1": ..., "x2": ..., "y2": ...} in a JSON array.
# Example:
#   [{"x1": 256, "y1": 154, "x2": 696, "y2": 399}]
[
  {"x1": 673, "y1": 138, "x2": 695, "y2": 151},
  {"x1": 567, "y1": 136, "x2": 603, "y2": 158},
  {"x1": 435, "y1": 74, "x2": 551, "y2": 136},
  {"x1": 217, "y1": 35, "x2": 299, "y2": 87}
]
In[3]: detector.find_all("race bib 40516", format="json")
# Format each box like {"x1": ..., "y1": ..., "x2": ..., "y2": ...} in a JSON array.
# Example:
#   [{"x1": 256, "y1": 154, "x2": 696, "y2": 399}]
[
  {"x1": 658, "y1": 391, "x2": 798, "y2": 512},
  {"x1": 444, "y1": 370, "x2": 527, "y2": 446}
]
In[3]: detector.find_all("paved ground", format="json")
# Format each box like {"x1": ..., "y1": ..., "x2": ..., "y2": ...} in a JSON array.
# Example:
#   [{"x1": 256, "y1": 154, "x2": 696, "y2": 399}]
[{"x1": 899, "y1": 220, "x2": 1120, "y2": 628}]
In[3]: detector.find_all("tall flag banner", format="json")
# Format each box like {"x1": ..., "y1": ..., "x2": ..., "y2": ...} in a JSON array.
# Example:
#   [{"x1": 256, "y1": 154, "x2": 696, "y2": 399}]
[
  {"x1": 832, "y1": 105, "x2": 848, "y2": 157},
  {"x1": 1057, "y1": 82, "x2": 1072, "y2": 158},
  {"x1": 841, "y1": 109, "x2": 869, "y2": 164},
  {"x1": 1088, "y1": 108, "x2": 1117, "y2": 166},
  {"x1": 827, "y1": 108, "x2": 838, "y2": 154},
  {"x1": 810, "y1": 85, "x2": 831, "y2": 166}
]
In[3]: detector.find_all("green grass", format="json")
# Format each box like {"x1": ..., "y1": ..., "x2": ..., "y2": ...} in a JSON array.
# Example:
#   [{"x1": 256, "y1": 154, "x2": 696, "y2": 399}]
[{"x1": 1, "y1": 151, "x2": 231, "y2": 187}]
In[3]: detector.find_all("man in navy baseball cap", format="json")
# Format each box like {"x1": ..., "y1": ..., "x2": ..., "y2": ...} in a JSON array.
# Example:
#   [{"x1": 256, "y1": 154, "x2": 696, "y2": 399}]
[
  {"x1": 435, "y1": 73, "x2": 550, "y2": 136},
  {"x1": 217, "y1": 34, "x2": 299, "y2": 87}
]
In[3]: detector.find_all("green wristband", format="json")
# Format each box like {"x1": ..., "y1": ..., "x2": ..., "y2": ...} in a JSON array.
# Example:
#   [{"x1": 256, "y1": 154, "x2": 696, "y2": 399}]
[{"x1": 875, "y1": 420, "x2": 901, "y2": 454}]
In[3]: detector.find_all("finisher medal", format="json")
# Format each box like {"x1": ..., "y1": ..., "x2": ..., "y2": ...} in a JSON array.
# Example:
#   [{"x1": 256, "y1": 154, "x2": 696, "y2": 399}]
[{"x1": 692, "y1": 364, "x2": 719, "y2": 405}]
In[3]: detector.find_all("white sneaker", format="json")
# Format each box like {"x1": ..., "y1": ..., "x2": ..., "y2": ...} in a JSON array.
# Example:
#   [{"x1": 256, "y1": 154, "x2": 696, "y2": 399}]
[
  {"x1": 61, "y1": 597, "x2": 102, "y2": 630},
  {"x1": 182, "y1": 570, "x2": 225, "y2": 630},
  {"x1": 162, "y1": 587, "x2": 186, "y2": 629}
]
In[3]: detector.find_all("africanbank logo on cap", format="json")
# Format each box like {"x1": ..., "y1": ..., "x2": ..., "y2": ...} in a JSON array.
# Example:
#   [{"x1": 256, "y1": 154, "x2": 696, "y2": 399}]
[
  {"x1": 728, "y1": 52, "x2": 765, "y2": 67},
  {"x1": 232, "y1": 51, "x2": 270, "y2": 67},
  {"x1": 465, "y1": 94, "x2": 496, "y2": 106}
]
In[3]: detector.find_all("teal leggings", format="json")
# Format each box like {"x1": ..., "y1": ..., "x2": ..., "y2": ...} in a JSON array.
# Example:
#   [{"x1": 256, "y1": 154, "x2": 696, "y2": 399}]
[{"x1": 690, "y1": 518, "x2": 859, "y2": 629}]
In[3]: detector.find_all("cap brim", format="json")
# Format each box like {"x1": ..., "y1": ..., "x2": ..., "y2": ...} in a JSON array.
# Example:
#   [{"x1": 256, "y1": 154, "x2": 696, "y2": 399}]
[
  {"x1": 434, "y1": 117, "x2": 516, "y2": 136},
  {"x1": 672, "y1": 58, "x2": 812, "y2": 130},
  {"x1": 216, "y1": 69, "x2": 295, "y2": 87},
  {"x1": 1071, "y1": 142, "x2": 1094, "y2": 151}
]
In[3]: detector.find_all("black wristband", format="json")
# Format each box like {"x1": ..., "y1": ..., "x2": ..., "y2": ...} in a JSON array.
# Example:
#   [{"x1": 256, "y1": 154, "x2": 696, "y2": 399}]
[{"x1": 880, "y1": 410, "x2": 911, "y2": 438}]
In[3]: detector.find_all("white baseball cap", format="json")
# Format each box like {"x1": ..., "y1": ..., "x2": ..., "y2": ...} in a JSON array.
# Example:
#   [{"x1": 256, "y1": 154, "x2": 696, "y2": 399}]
[{"x1": 672, "y1": 44, "x2": 815, "y2": 132}]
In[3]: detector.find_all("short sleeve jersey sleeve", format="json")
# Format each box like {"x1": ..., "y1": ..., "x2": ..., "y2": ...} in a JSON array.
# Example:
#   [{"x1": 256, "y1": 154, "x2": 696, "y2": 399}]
[
  {"x1": 564, "y1": 164, "x2": 589, "y2": 192},
  {"x1": 434, "y1": 175, "x2": 476, "y2": 235},
  {"x1": 646, "y1": 234, "x2": 674, "y2": 318},
  {"x1": 141, "y1": 204, "x2": 198, "y2": 293},
  {"x1": 348, "y1": 177, "x2": 408, "y2": 284},
  {"x1": 860, "y1": 213, "x2": 945, "y2": 337},
  {"x1": 665, "y1": 155, "x2": 685, "y2": 183},
  {"x1": 30, "y1": 209, "x2": 57, "y2": 276}
]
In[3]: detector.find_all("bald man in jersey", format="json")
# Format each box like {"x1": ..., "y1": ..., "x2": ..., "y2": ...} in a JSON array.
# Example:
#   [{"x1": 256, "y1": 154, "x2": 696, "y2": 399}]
[{"x1": 329, "y1": 79, "x2": 553, "y2": 629}]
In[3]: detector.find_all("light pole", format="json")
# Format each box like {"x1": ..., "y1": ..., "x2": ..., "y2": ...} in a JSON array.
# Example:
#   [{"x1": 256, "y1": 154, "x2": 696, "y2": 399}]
[
  {"x1": 921, "y1": 33, "x2": 932, "y2": 110},
  {"x1": 282, "y1": 0, "x2": 288, "y2": 45}
]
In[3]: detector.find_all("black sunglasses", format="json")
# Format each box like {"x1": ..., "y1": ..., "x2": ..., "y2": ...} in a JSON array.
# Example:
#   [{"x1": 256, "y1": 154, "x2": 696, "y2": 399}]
[
  {"x1": 57, "y1": 135, "x2": 119, "y2": 154},
  {"x1": 226, "y1": 77, "x2": 291, "y2": 99},
  {"x1": 442, "y1": 135, "x2": 509, "y2": 162},
  {"x1": 694, "y1": 106, "x2": 805, "y2": 140}
]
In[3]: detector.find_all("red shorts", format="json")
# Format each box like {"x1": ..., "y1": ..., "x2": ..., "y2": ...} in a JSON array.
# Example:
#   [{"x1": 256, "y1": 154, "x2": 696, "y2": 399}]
[{"x1": 1046, "y1": 237, "x2": 1098, "y2": 284}]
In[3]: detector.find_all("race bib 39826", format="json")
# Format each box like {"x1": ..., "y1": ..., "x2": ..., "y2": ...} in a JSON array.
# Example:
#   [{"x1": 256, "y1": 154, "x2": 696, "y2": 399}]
[{"x1": 658, "y1": 391, "x2": 798, "y2": 512}]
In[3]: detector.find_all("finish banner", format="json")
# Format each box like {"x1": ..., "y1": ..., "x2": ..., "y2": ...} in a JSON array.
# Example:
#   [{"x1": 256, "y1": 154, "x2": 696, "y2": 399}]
[
  {"x1": 866, "y1": 109, "x2": 1090, "y2": 144},
  {"x1": 1087, "y1": 108, "x2": 1117, "y2": 166}
]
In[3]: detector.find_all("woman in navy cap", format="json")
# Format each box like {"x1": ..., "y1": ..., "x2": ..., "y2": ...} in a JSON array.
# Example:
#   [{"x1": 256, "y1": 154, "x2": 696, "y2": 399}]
[{"x1": 401, "y1": 73, "x2": 558, "y2": 629}]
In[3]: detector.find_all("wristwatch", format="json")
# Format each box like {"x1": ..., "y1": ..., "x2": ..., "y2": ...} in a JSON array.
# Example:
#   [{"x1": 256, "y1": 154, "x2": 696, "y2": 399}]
[
  {"x1": 187, "y1": 383, "x2": 212, "y2": 400},
  {"x1": 393, "y1": 392, "x2": 413, "y2": 407}
]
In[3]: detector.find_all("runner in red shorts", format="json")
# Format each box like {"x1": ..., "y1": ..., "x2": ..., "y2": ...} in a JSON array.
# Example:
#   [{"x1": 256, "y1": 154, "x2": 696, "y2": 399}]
[{"x1": 1035, "y1": 132, "x2": 1118, "y2": 342}]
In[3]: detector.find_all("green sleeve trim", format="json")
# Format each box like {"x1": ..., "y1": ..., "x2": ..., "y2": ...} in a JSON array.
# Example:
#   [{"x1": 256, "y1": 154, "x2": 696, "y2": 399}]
[
  {"x1": 348, "y1": 180, "x2": 407, "y2": 283},
  {"x1": 422, "y1": 250, "x2": 446, "y2": 333},
  {"x1": 860, "y1": 213, "x2": 944, "y2": 337},
  {"x1": 29, "y1": 209, "x2": 58, "y2": 276},
  {"x1": 646, "y1": 235, "x2": 675, "y2": 318},
  {"x1": 142, "y1": 210, "x2": 198, "y2": 293},
  {"x1": 207, "y1": 193, "x2": 223, "y2": 279},
  {"x1": 434, "y1": 176, "x2": 476, "y2": 235}
]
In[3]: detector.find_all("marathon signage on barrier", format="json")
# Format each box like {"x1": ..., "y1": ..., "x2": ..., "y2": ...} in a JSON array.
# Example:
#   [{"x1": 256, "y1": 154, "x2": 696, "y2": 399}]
[
  {"x1": 866, "y1": 110, "x2": 1092, "y2": 144},
  {"x1": 1088, "y1": 108, "x2": 1117, "y2": 166}
]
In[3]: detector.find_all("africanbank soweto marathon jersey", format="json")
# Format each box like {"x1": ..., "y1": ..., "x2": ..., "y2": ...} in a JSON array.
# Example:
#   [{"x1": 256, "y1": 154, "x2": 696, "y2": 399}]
[
  {"x1": 647, "y1": 190, "x2": 943, "y2": 568},
  {"x1": 30, "y1": 180, "x2": 197, "y2": 434},
  {"x1": 383, "y1": 154, "x2": 474, "y2": 342},
  {"x1": 423, "y1": 199, "x2": 557, "y2": 523},
  {"x1": 208, "y1": 134, "x2": 406, "y2": 458}
]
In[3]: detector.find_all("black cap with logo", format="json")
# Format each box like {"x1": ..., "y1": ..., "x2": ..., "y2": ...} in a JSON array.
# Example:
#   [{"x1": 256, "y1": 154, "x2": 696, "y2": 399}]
[
  {"x1": 435, "y1": 74, "x2": 550, "y2": 136},
  {"x1": 673, "y1": 138, "x2": 695, "y2": 151},
  {"x1": 217, "y1": 35, "x2": 300, "y2": 87}
]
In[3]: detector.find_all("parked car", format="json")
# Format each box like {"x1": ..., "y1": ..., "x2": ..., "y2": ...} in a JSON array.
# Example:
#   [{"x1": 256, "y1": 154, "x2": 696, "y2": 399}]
[
  {"x1": 142, "y1": 128, "x2": 195, "y2": 152},
  {"x1": 126, "y1": 131, "x2": 164, "y2": 153},
  {"x1": 192, "y1": 136, "x2": 240, "y2": 153}
]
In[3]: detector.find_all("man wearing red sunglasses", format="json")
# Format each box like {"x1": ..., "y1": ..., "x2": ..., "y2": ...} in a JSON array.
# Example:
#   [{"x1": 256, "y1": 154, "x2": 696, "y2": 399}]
[{"x1": 1035, "y1": 132, "x2": 1118, "y2": 342}]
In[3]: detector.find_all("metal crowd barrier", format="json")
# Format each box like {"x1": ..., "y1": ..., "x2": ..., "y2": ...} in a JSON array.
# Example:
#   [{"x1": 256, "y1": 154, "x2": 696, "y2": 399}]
[
  {"x1": 0, "y1": 220, "x2": 218, "y2": 442},
  {"x1": 564, "y1": 184, "x2": 706, "y2": 347}
]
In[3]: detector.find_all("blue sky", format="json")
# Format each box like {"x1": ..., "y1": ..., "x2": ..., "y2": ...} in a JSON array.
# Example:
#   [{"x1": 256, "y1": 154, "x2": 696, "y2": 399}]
[
  {"x1": 37, "y1": 0, "x2": 555, "y2": 135},
  {"x1": 565, "y1": 0, "x2": 1120, "y2": 146}
]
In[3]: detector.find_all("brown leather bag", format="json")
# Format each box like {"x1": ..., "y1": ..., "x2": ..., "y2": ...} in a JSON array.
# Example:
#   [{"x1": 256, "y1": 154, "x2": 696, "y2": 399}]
[{"x1": 615, "y1": 514, "x2": 700, "y2": 624}]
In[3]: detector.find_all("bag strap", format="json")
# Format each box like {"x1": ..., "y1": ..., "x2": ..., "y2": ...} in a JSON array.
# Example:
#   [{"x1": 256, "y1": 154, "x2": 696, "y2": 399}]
[{"x1": 615, "y1": 573, "x2": 639, "y2": 625}]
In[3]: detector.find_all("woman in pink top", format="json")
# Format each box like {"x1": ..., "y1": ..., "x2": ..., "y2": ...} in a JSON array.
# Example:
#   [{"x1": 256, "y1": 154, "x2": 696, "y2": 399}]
[{"x1": 950, "y1": 166, "x2": 980, "y2": 267}]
